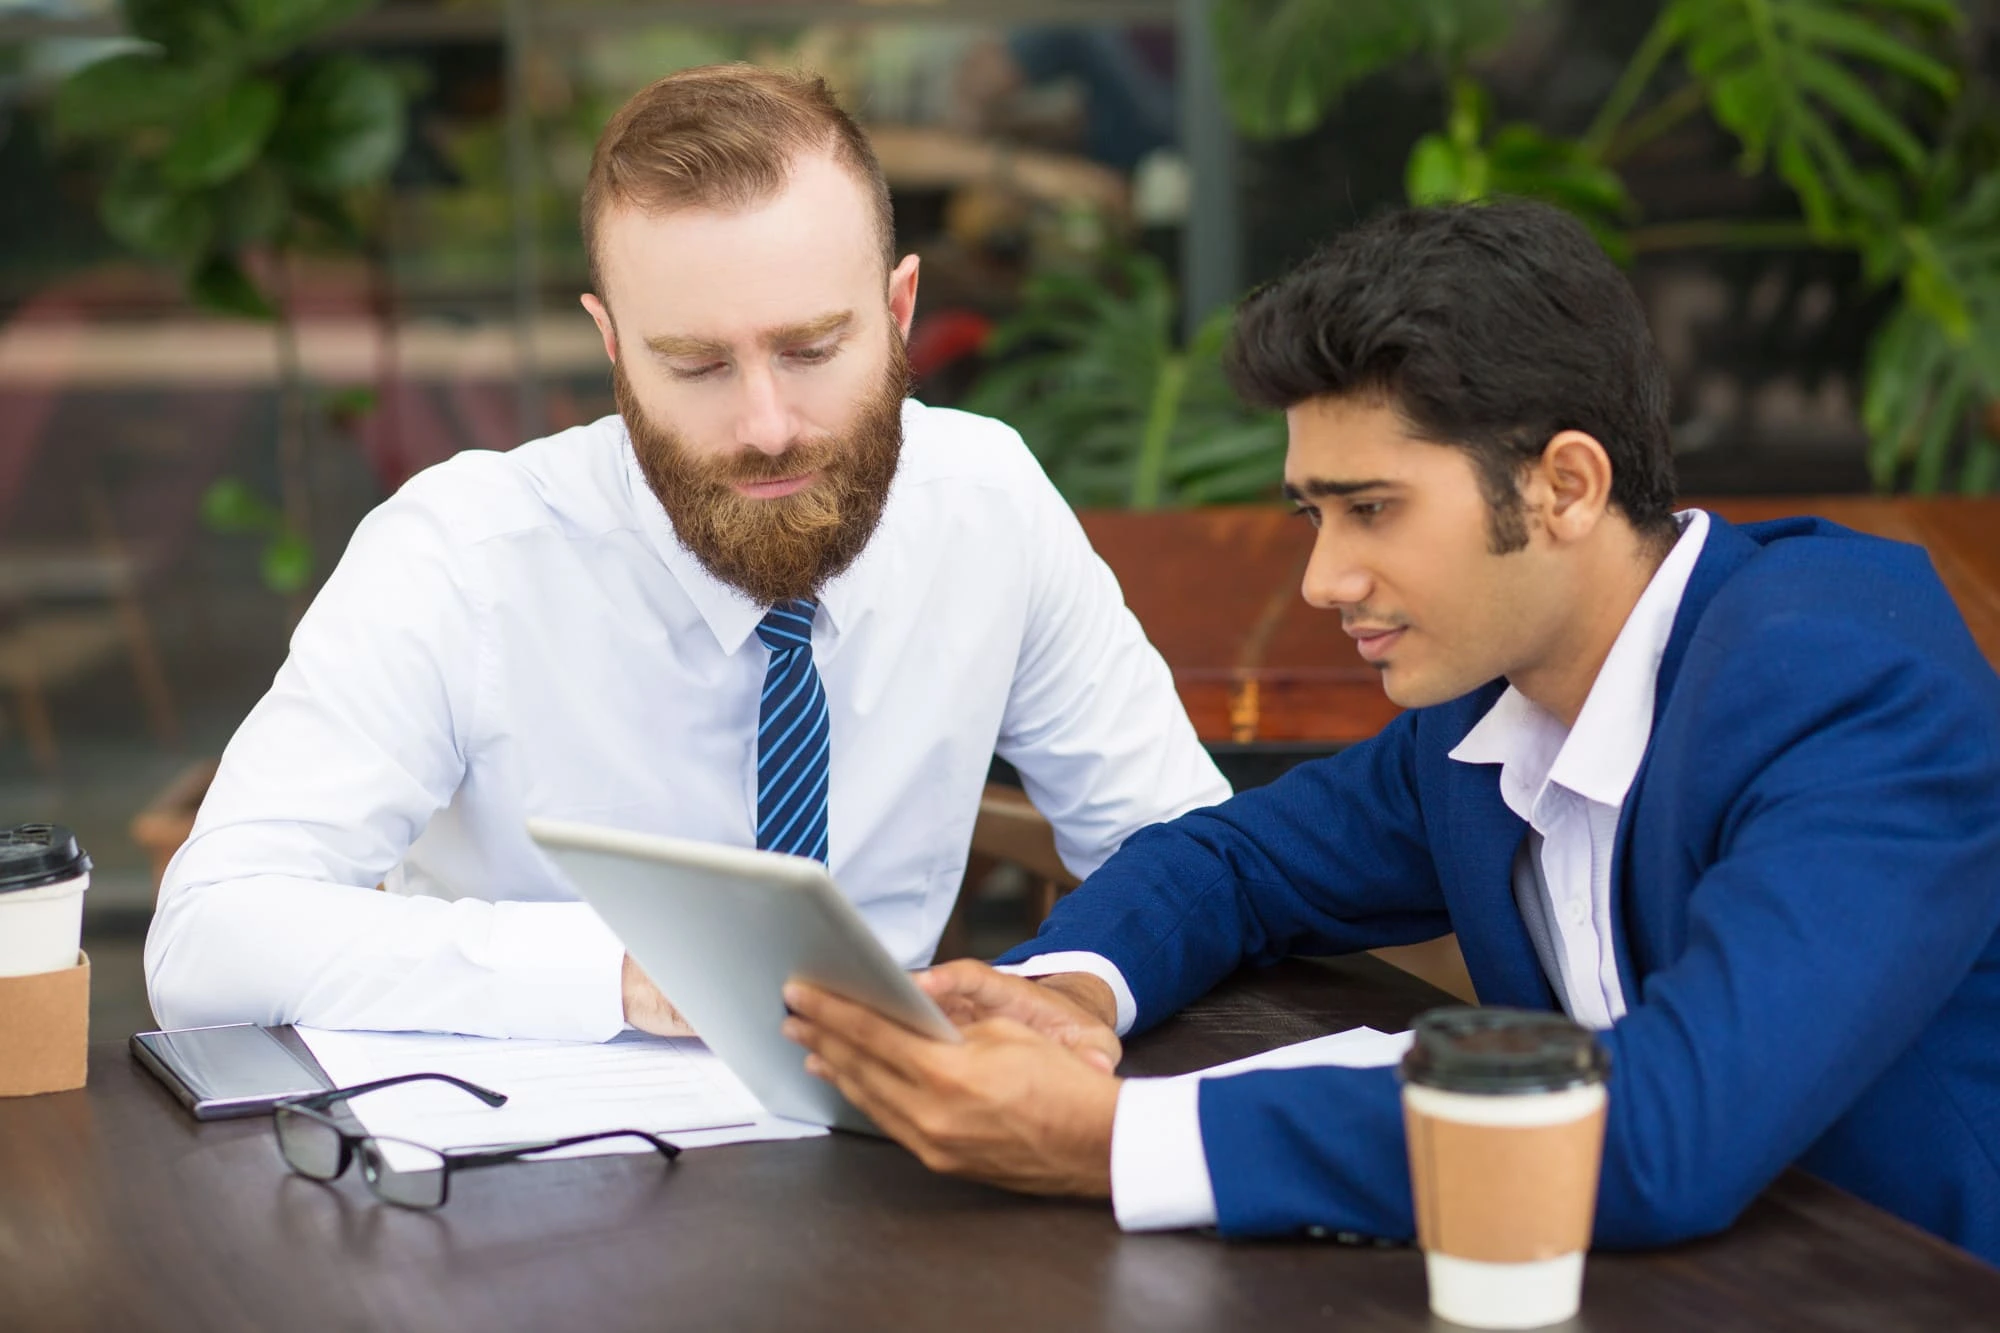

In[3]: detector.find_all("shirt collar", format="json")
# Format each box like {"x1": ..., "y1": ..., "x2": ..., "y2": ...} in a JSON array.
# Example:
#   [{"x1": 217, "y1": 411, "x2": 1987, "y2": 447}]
[
  {"x1": 1449, "y1": 509, "x2": 1711, "y2": 815},
  {"x1": 617, "y1": 422, "x2": 857, "y2": 656}
]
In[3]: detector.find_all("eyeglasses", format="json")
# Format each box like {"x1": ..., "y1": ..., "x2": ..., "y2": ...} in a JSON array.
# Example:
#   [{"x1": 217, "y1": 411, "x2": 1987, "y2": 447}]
[{"x1": 272, "y1": 1072, "x2": 681, "y2": 1209}]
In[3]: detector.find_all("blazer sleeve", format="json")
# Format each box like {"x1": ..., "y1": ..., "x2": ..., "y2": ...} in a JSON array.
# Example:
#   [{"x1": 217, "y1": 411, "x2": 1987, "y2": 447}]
[
  {"x1": 996, "y1": 708, "x2": 1453, "y2": 1032},
  {"x1": 1186, "y1": 608, "x2": 2000, "y2": 1240}
]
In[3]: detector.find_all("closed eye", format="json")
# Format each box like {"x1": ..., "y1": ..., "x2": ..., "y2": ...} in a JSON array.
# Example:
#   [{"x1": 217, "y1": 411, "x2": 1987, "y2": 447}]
[
  {"x1": 1289, "y1": 504, "x2": 1321, "y2": 529},
  {"x1": 785, "y1": 342, "x2": 841, "y2": 366}
]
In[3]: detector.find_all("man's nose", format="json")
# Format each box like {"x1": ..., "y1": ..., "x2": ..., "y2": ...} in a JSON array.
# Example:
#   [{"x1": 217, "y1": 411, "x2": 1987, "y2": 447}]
[
  {"x1": 733, "y1": 363, "x2": 796, "y2": 456},
  {"x1": 1300, "y1": 528, "x2": 1373, "y2": 612}
]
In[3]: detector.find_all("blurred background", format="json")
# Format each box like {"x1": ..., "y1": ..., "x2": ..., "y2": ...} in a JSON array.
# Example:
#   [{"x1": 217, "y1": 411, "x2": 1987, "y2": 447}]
[{"x1": 0, "y1": 0, "x2": 1995, "y2": 1031}]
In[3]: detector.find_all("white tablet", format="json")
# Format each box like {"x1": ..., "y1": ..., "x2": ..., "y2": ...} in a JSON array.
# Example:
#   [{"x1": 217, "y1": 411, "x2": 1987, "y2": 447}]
[{"x1": 527, "y1": 818, "x2": 960, "y2": 1135}]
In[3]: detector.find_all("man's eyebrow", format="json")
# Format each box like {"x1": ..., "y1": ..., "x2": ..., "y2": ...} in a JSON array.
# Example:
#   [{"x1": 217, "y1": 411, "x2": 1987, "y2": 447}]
[
  {"x1": 763, "y1": 310, "x2": 853, "y2": 347},
  {"x1": 644, "y1": 332, "x2": 729, "y2": 359},
  {"x1": 1282, "y1": 478, "x2": 1398, "y2": 502},
  {"x1": 642, "y1": 311, "x2": 854, "y2": 360}
]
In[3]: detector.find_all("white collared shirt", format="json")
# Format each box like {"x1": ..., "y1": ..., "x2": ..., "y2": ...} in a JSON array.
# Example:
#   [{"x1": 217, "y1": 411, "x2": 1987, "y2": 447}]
[
  {"x1": 145, "y1": 401, "x2": 1230, "y2": 1039},
  {"x1": 1448, "y1": 508, "x2": 1709, "y2": 1029},
  {"x1": 1017, "y1": 510, "x2": 1710, "y2": 1231}
]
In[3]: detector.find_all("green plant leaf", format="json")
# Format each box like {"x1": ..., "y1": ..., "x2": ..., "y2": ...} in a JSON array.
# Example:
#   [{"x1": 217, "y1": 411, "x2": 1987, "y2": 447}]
[
  {"x1": 1669, "y1": 0, "x2": 1956, "y2": 228},
  {"x1": 1960, "y1": 433, "x2": 1999, "y2": 493},
  {"x1": 214, "y1": 164, "x2": 290, "y2": 248},
  {"x1": 1212, "y1": 0, "x2": 1539, "y2": 140},
  {"x1": 1910, "y1": 361, "x2": 1971, "y2": 494},
  {"x1": 964, "y1": 250, "x2": 1283, "y2": 508},
  {"x1": 52, "y1": 51, "x2": 206, "y2": 139},
  {"x1": 260, "y1": 530, "x2": 315, "y2": 594},
  {"x1": 162, "y1": 76, "x2": 282, "y2": 187},
  {"x1": 270, "y1": 56, "x2": 406, "y2": 192},
  {"x1": 200, "y1": 476, "x2": 282, "y2": 534},
  {"x1": 99, "y1": 156, "x2": 215, "y2": 261},
  {"x1": 1406, "y1": 134, "x2": 1468, "y2": 205},
  {"x1": 232, "y1": 0, "x2": 374, "y2": 58},
  {"x1": 1780, "y1": 4, "x2": 1958, "y2": 97},
  {"x1": 121, "y1": 0, "x2": 244, "y2": 64},
  {"x1": 189, "y1": 252, "x2": 276, "y2": 319},
  {"x1": 1788, "y1": 51, "x2": 1927, "y2": 173}
]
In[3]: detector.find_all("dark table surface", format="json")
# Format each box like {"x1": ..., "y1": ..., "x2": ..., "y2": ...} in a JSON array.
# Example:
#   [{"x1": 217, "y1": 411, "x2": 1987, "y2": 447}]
[{"x1": 3, "y1": 954, "x2": 1995, "y2": 1332}]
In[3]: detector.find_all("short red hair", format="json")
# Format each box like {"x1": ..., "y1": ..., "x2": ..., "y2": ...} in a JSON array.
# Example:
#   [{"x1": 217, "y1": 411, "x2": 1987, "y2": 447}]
[{"x1": 581, "y1": 63, "x2": 895, "y2": 298}]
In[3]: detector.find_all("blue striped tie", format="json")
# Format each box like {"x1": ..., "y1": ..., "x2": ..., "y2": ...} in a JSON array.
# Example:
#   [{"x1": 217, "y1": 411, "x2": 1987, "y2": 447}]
[{"x1": 754, "y1": 598, "x2": 830, "y2": 863}]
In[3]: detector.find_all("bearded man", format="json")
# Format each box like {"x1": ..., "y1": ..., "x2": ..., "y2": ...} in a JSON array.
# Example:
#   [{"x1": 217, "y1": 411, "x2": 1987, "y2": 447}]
[{"x1": 145, "y1": 65, "x2": 1227, "y2": 1040}]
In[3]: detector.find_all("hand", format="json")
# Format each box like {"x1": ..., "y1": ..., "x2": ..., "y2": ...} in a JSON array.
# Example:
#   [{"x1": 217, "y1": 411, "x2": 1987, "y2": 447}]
[
  {"x1": 622, "y1": 954, "x2": 697, "y2": 1037},
  {"x1": 782, "y1": 981, "x2": 1120, "y2": 1197},
  {"x1": 916, "y1": 960, "x2": 1121, "y2": 1072}
]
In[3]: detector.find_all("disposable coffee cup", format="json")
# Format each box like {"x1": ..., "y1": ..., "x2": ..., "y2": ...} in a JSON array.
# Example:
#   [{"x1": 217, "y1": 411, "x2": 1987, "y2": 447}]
[
  {"x1": 0, "y1": 824, "x2": 92, "y2": 977},
  {"x1": 1399, "y1": 1006, "x2": 1610, "y2": 1330}
]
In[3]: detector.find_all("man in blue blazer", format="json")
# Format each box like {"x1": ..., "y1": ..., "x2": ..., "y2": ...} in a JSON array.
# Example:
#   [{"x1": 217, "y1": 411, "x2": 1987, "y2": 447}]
[{"x1": 783, "y1": 201, "x2": 2000, "y2": 1262}]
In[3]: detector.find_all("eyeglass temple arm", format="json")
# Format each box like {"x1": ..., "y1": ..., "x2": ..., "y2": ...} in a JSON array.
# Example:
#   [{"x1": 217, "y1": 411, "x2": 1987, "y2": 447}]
[
  {"x1": 446, "y1": 1129, "x2": 682, "y2": 1171},
  {"x1": 292, "y1": 1071, "x2": 508, "y2": 1110}
]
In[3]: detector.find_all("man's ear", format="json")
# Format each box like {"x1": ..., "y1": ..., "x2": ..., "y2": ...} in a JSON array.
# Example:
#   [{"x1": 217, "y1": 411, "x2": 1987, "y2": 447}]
[
  {"x1": 1536, "y1": 430, "x2": 1615, "y2": 544},
  {"x1": 887, "y1": 254, "x2": 921, "y2": 340},
  {"x1": 581, "y1": 293, "x2": 618, "y2": 364}
]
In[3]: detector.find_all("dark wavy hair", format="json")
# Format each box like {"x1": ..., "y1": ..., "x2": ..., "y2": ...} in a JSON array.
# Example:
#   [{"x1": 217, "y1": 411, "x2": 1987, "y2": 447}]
[{"x1": 1224, "y1": 200, "x2": 1677, "y2": 552}]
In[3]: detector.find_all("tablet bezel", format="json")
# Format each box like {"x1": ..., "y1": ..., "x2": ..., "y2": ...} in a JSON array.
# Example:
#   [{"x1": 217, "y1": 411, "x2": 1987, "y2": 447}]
[{"x1": 526, "y1": 818, "x2": 960, "y2": 1135}]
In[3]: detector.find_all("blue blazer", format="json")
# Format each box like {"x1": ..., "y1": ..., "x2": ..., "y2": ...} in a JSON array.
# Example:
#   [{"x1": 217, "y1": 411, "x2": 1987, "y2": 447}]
[{"x1": 1000, "y1": 516, "x2": 2000, "y2": 1261}]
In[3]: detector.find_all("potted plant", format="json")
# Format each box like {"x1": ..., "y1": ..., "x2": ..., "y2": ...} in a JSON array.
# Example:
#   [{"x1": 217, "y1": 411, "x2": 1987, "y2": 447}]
[
  {"x1": 1211, "y1": 0, "x2": 2000, "y2": 491},
  {"x1": 48, "y1": 0, "x2": 410, "y2": 888}
]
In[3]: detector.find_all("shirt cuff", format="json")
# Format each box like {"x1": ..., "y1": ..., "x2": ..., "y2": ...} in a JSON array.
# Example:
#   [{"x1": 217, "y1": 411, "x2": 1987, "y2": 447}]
[
  {"x1": 993, "y1": 950, "x2": 1138, "y2": 1035},
  {"x1": 1110, "y1": 1075, "x2": 1218, "y2": 1231}
]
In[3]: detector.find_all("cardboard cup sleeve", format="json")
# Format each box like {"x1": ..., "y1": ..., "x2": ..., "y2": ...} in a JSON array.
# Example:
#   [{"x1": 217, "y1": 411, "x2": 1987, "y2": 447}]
[
  {"x1": 1403, "y1": 1097, "x2": 1606, "y2": 1263},
  {"x1": 0, "y1": 951, "x2": 90, "y2": 1097}
]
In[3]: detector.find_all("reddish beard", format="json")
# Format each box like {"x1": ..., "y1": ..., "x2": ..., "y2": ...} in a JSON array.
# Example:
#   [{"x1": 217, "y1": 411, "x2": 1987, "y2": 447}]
[{"x1": 618, "y1": 337, "x2": 908, "y2": 606}]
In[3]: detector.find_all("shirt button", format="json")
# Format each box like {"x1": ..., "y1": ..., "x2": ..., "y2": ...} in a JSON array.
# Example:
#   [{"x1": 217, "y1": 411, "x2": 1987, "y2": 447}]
[{"x1": 1567, "y1": 899, "x2": 1588, "y2": 926}]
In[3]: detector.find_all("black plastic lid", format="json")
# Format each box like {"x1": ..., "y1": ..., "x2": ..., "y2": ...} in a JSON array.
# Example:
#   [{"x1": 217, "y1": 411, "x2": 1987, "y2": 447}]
[
  {"x1": 0, "y1": 824, "x2": 90, "y2": 893},
  {"x1": 1399, "y1": 1005, "x2": 1609, "y2": 1095}
]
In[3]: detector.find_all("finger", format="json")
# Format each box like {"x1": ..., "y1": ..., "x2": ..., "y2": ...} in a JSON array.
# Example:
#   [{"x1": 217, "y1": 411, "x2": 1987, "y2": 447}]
[
  {"x1": 783, "y1": 1013, "x2": 923, "y2": 1092},
  {"x1": 919, "y1": 964, "x2": 1073, "y2": 1030},
  {"x1": 803, "y1": 1050, "x2": 938, "y2": 1158},
  {"x1": 785, "y1": 982, "x2": 937, "y2": 1061},
  {"x1": 915, "y1": 958, "x2": 1001, "y2": 1002}
]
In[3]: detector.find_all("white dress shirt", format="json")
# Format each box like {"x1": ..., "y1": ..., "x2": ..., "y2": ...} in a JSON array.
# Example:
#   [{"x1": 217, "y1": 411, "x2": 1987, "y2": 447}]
[
  {"x1": 1020, "y1": 510, "x2": 1710, "y2": 1231},
  {"x1": 145, "y1": 401, "x2": 1230, "y2": 1039}
]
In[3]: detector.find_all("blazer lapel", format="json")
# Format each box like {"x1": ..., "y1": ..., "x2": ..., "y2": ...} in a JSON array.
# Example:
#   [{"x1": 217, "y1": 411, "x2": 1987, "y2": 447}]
[
  {"x1": 1443, "y1": 759, "x2": 1552, "y2": 1009},
  {"x1": 1609, "y1": 513, "x2": 1761, "y2": 993}
]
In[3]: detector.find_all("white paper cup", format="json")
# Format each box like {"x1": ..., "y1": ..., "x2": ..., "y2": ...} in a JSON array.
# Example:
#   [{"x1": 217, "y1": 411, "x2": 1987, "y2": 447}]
[
  {"x1": 0, "y1": 825, "x2": 92, "y2": 978},
  {"x1": 1400, "y1": 1008, "x2": 1611, "y2": 1331},
  {"x1": 1404, "y1": 1082, "x2": 1606, "y2": 1328}
]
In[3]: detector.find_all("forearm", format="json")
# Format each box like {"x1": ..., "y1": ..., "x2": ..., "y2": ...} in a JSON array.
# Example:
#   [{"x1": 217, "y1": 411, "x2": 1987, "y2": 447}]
[
  {"x1": 998, "y1": 820, "x2": 1285, "y2": 1034},
  {"x1": 145, "y1": 875, "x2": 626, "y2": 1040}
]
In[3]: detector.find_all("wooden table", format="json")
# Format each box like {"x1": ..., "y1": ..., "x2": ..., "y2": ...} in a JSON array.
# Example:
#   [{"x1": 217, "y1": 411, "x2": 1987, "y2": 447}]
[
  {"x1": 1081, "y1": 498, "x2": 2000, "y2": 746},
  {"x1": 4, "y1": 956, "x2": 1994, "y2": 1332}
]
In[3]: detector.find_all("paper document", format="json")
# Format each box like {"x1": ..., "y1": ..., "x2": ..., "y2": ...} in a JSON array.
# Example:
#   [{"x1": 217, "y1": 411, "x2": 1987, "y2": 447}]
[
  {"x1": 296, "y1": 1027, "x2": 827, "y2": 1169},
  {"x1": 1183, "y1": 1026, "x2": 1414, "y2": 1080}
]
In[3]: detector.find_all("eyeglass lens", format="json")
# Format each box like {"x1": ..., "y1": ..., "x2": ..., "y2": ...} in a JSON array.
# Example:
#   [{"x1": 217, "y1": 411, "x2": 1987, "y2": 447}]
[
  {"x1": 358, "y1": 1138, "x2": 449, "y2": 1209},
  {"x1": 273, "y1": 1106, "x2": 345, "y2": 1181}
]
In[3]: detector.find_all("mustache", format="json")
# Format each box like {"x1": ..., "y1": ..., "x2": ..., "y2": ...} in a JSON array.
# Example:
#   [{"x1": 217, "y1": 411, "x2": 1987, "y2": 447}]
[
  {"x1": 709, "y1": 436, "x2": 841, "y2": 485},
  {"x1": 1340, "y1": 611, "x2": 1409, "y2": 631}
]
